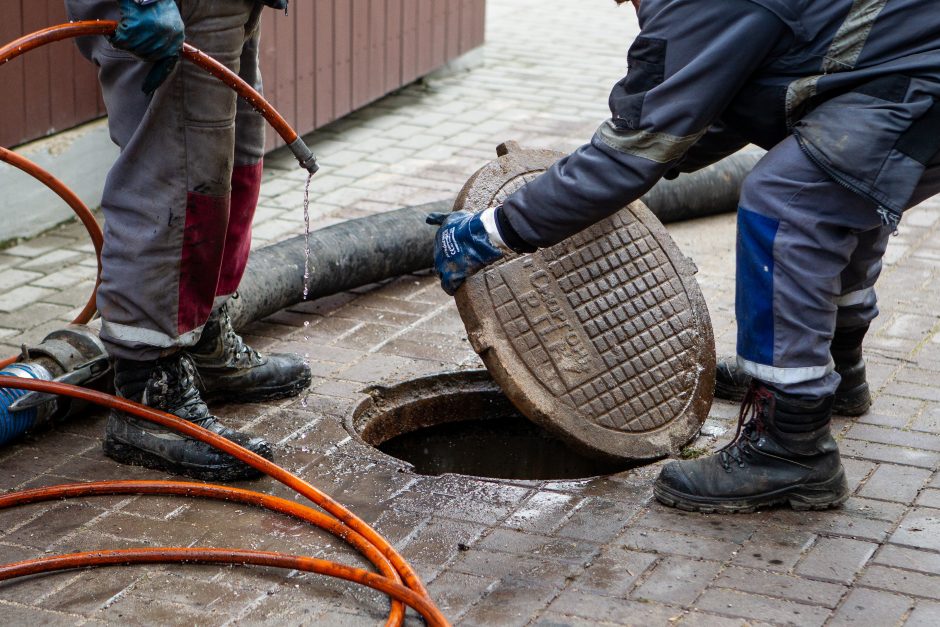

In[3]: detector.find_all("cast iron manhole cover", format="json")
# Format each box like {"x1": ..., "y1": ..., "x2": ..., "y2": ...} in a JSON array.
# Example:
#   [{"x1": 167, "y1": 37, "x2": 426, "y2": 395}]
[{"x1": 452, "y1": 142, "x2": 715, "y2": 461}]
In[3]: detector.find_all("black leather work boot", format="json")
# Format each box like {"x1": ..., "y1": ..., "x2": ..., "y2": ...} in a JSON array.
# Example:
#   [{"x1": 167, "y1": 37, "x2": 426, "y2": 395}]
[
  {"x1": 103, "y1": 354, "x2": 272, "y2": 481},
  {"x1": 654, "y1": 382, "x2": 849, "y2": 514},
  {"x1": 714, "y1": 326, "x2": 871, "y2": 416},
  {"x1": 187, "y1": 304, "x2": 311, "y2": 403}
]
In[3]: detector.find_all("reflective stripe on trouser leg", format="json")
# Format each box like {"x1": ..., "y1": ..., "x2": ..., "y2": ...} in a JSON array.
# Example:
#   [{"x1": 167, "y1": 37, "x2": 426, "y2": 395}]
[
  {"x1": 735, "y1": 136, "x2": 886, "y2": 397},
  {"x1": 835, "y1": 226, "x2": 889, "y2": 330},
  {"x1": 71, "y1": 0, "x2": 258, "y2": 359}
]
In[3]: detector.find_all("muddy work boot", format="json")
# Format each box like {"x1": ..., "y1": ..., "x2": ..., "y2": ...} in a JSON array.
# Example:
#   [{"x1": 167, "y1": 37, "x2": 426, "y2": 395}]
[
  {"x1": 714, "y1": 327, "x2": 871, "y2": 416},
  {"x1": 654, "y1": 382, "x2": 849, "y2": 513},
  {"x1": 187, "y1": 304, "x2": 311, "y2": 403},
  {"x1": 103, "y1": 354, "x2": 272, "y2": 481}
]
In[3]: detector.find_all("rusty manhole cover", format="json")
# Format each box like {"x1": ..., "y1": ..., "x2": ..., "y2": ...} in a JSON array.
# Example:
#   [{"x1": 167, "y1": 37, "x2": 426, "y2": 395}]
[{"x1": 452, "y1": 142, "x2": 715, "y2": 461}]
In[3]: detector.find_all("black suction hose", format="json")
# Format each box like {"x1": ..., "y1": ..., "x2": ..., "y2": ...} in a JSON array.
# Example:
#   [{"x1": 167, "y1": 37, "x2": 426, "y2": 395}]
[{"x1": 228, "y1": 200, "x2": 450, "y2": 329}]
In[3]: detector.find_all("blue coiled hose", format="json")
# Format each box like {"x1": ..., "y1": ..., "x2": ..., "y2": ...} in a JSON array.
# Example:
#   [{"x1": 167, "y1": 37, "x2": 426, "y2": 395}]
[{"x1": 0, "y1": 363, "x2": 51, "y2": 446}]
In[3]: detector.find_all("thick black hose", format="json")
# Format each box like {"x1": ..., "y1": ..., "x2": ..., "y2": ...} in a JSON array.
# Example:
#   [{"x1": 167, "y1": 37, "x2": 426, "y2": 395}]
[
  {"x1": 228, "y1": 200, "x2": 450, "y2": 329},
  {"x1": 641, "y1": 149, "x2": 764, "y2": 223}
]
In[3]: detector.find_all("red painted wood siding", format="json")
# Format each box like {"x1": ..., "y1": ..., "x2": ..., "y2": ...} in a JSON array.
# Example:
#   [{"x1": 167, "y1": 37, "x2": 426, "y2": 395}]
[{"x1": 1, "y1": 0, "x2": 486, "y2": 150}]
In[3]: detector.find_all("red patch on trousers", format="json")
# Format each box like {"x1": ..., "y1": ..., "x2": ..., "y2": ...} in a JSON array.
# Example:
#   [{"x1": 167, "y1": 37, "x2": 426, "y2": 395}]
[
  {"x1": 216, "y1": 161, "x2": 263, "y2": 297},
  {"x1": 178, "y1": 192, "x2": 229, "y2": 334}
]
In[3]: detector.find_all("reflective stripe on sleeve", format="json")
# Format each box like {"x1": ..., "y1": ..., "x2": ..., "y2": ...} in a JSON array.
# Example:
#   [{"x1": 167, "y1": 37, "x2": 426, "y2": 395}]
[{"x1": 595, "y1": 120, "x2": 706, "y2": 164}]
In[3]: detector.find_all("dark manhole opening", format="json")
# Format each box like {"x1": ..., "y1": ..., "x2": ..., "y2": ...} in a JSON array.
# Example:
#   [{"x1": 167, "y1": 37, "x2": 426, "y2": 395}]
[{"x1": 349, "y1": 371, "x2": 642, "y2": 480}]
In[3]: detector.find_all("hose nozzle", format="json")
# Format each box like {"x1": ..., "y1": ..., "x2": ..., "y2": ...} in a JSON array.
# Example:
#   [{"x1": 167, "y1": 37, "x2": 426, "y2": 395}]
[{"x1": 288, "y1": 138, "x2": 319, "y2": 175}]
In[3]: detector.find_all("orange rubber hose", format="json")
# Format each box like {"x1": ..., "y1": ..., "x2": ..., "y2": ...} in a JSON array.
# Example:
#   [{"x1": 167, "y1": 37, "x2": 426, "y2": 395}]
[
  {"x1": 0, "y1": 480, "x2": 407, "y2": 627},
  {"x1": 0, "y1": 375, "x2": 448, "y2": 626},
  {"x1": 0, "y1": 548, "x2": 445, "y2": 627}
]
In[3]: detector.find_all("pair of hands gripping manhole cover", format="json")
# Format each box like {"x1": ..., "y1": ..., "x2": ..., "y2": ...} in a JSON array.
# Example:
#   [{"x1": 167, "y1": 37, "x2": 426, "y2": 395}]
[{"x1": 451, "y1": 142, "x2": 716, "y2": 462}]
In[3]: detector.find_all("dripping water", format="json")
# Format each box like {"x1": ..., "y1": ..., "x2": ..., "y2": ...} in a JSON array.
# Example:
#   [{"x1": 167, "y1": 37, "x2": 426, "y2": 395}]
[{"x1": 302, "y1": 172, "x2": 313, "y2": 300}]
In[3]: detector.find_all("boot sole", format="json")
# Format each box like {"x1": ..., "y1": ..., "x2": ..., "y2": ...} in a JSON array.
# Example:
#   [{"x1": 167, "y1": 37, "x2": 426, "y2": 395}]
[
  {"x1": 103, "y1": 438, "x2": 265, "y2": 482},
  {"x1": 200, "y1": 372, "x2": 312, "y2": 405},
  {"x1": 714, "y1": 378, "x2": 748, "y2": 403},
  {"x1": 653, "y1": 469, "x2": 850, "y2": 514},
  {"x1": 833, "y1": 382, "x2": 871, "y2": 417}
]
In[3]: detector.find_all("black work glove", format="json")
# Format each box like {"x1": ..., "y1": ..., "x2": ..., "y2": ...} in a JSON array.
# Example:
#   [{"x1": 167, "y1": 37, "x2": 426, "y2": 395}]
[
  {"x1": 110, "y1": 0, "x2": 185, "y2": 95},
  {"x1": 260, "y1": 0, "x2": 289, "y2": 9}
]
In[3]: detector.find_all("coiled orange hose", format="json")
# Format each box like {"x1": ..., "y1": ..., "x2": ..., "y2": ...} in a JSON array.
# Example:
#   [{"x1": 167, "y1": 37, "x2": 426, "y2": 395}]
[
  {"x1": 0, "y1": 23, "x2": 448, "y2": 626},
  {"x1": 0, "y1": 375, "x2": 449, "y2": 626}
]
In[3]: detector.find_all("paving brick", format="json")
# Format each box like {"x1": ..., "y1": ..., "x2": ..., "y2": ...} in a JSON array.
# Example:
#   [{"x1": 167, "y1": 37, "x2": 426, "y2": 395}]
[
  {"x1": 839, "y1": 438, "x2": 940, "y2": 468},
  {"x1": 846, "y1": 423, "x2": 940, "y2": 452},
  {"x1": 631, "y1": 556, "x2": 722, "y2": 605},
  {"x1": 0, "y1": 268, "x2": 43, "y2": 291},
  {"x1": 858, "y1": 565, "x2": 940, "y2": 598},
  {"x1": 828, "y1": 587, "x2": 912, "y2": 627},
  {"x1": 694, "y1": 588, "x2": 832, "y2": 627},
  {"x1": 714, "y1": 566, "x2": 846, "y2": 607},
  {"x1": 874, "y1": 544, "x2": 940, "y2": 576},
  {"x1": 907, "y1": 599, "x2": 940, "y2": 627},
  {"x1": 0, "y1": 600, "x2": 87, "y2": 626},
  {"x1": 618, "y1": 526, "x2": 740, "y2": 562},
  {"x1": 426, "y1": 570, "x2": 498, "y2": 620},
  {"x1": 915, "y1": 487, "x2": 940, "y2": 509},
  {"x1": 459, "y1": 579, "x2": 558, "y2": 627},
  {"x1": 795, "y1": 536, "x2": 878, "y2": 585},
  {"x1": 771, "y1": 509, "x2": 894, "y2": 543},
  {"x1": 503, "y1": 491, "x2": 583, "y2": 534},
  {"x1": 858, "y1": 463, "x2": 934, "y2": 502},
  {"x1": 911, "y1": 405, "x2": 940, "y2": 433},
  {"x1": 634, "y1": 508, "x2": 756, "y2": 544},
  {"x1": 0, "y1": 284, "x2": 57, "y2": 312},
  {"x1": 554, "y1": 496, "x2": 642, "y2": 544},
  {"x1": 546, "y1": 590, "x2": 682, "y2": 624},
  {"x1": 731, "y1": 527, "x2": 816, "y2": 573},
  {"x1": 890, "y1": 507, "x2": 940, "y2": 552},
  {"x1": 842, "y1": 457, "x2": 877, "y2": 494}
]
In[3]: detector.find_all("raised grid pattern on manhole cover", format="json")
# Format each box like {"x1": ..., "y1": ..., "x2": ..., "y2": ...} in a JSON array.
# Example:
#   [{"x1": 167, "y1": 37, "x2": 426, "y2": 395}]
[{"x1": 490, "y1": 210, "x2": 697, "y2": 434}]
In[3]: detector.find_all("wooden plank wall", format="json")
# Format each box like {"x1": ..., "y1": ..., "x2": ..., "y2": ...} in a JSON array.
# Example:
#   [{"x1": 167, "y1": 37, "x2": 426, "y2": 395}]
[
  {"x1": 0, "y1": 0, "x2": 106, "y2": 149},
  {"x1": 1, "y1": 0, "x2": 487, "y2": 151}
]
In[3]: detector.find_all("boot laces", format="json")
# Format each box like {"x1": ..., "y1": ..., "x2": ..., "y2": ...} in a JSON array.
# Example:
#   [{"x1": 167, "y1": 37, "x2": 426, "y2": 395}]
[
  {"x1": 143, "y1": 356, "x2": 213, "y2": 427},
  {"x1": 220, "y1": 307, "x2": 262, "y2": 367},
  {"x1": 718, "y1": 383, "x2": 774, "y2": 472}
]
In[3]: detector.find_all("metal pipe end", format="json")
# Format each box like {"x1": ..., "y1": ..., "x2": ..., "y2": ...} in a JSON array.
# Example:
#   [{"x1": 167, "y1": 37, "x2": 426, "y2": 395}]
[{"x1": 288, "y1": 138, "x2": 320, "y2": 175}]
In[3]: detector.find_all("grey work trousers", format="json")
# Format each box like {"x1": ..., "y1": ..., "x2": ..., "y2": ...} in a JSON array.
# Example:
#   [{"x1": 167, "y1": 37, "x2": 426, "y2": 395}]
[
  {"x1": 66, "y1": 0, "x2": 267, "y2": 360},
  {"x1": 735, "y1": 135, "x2": 940, "y2": 398}
]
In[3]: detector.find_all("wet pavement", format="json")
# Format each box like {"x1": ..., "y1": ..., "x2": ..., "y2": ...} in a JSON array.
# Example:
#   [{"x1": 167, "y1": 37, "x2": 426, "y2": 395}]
[{"x1": 2, "y1": 0, "x2": 940, "y2": 625}]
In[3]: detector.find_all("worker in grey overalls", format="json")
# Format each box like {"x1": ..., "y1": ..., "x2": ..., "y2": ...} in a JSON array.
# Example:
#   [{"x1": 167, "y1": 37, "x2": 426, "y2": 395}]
[
  {"x1": 430, "y1": 0, "x2": 940, "y2": 512},
  {"x1": 66, "y1": 0, "x2": 310, "y2": 480}
]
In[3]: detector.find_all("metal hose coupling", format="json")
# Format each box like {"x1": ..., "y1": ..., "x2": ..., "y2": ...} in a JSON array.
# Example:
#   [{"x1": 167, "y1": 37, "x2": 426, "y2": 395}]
[{"x1": 288, "y1": 138, "x2": 320, "y2": 175}]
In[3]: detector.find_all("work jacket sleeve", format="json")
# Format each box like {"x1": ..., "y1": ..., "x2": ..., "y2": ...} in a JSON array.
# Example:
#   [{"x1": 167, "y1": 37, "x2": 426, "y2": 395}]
[
  {"x1": 500, "y1": 0, "x2": 788, "y2": 248},
  {"x1": 666, "y1": 121, "x2": 750, "y2": 178}
]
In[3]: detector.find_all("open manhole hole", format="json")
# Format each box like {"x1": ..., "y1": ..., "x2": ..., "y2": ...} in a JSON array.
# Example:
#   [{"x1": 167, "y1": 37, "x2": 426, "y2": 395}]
[{"x1": 348, "y1": 371, "x2": 640, "y2": 480}]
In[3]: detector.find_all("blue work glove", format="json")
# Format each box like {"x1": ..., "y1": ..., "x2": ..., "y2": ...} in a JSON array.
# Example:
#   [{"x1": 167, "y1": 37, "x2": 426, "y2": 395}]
[
  {"x1": 261, "y1": 0, "x2": 289, "y2": 9},
  {"x1": 426, "y1": 211, "x2": 505, "y2": 296},
  {"x1": 110, "y1": 0, "x2": 185, "y2": 95}
]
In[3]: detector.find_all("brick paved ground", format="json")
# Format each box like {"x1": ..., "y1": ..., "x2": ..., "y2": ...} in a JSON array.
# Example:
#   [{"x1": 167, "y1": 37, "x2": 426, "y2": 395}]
[{"x1": 2, "y1": 0, "x2": 939, "y2": 625}]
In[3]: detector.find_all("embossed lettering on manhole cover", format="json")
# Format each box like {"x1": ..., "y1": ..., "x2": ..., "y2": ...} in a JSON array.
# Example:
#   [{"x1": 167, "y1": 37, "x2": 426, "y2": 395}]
[{"x1": 453, "y1": 142, "x2": 715, "y2": 461}]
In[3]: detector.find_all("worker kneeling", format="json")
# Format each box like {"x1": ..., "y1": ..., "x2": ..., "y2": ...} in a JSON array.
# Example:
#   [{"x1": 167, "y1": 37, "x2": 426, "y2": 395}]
[{"x1": 429, "y1": 0, "x2": 940, "y2": 512}]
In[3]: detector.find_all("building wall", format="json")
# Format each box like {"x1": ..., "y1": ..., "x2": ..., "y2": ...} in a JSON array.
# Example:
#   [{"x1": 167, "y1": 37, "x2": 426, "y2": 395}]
[
  {"x1": 0, "y1": 0, "x2": 485, "y2": 241},
  {"x1": 0, "y1": 0, "x2": 487, "y2": 150}
]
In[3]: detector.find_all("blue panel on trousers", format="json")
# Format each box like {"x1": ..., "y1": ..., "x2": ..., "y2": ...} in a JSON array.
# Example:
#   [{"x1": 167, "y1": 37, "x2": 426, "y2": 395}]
[{"x1": 736, "y1": 207, "x2": 780, "y2": 366}]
